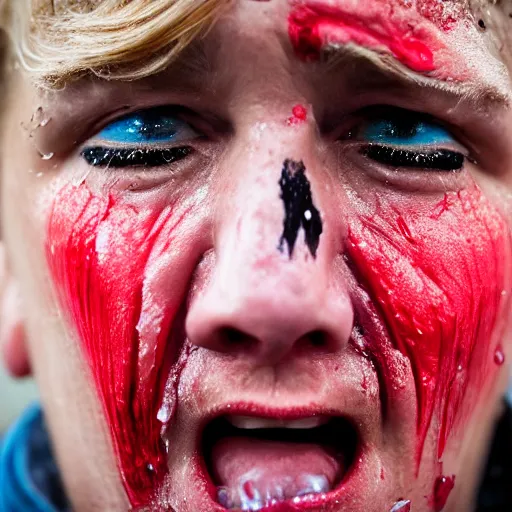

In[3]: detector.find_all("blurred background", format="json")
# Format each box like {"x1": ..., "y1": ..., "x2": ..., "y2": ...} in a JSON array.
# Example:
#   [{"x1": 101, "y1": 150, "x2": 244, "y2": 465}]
[{"x1": 0, "y1": 366, "x2": 37, "y2": 433}]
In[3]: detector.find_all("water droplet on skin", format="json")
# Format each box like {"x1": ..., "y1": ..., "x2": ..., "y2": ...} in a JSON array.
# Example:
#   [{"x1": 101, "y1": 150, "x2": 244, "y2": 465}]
[
  {"x1": 494, "y1": 346, "x2": 505, "y2": 366},
  {"x1": 157, "y1": 403, "x2": 171, "y2": 423}
]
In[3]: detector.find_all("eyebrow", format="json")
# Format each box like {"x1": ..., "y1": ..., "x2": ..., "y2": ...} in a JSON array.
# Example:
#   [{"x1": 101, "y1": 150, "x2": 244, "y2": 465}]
[{"x1": 316, "y1": 43, "x2": 511, "y2": 109}]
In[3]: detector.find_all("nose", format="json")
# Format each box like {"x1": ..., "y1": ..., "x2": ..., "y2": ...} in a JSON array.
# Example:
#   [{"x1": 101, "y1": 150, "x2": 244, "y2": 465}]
[{"x1": 186, "y1": 133, "x2": 354, "y2": 366}]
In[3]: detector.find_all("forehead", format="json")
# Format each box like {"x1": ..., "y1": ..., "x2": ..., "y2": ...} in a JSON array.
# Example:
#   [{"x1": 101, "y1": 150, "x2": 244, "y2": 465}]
[{"x1": 17, "y1": 0, "x2": 512, "y2": 90}]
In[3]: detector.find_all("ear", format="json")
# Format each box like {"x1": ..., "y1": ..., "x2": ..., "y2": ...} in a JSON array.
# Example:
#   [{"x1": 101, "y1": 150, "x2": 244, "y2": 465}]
[{"x1": 0, "y1": 245, "x2": 30, "y2": 378}]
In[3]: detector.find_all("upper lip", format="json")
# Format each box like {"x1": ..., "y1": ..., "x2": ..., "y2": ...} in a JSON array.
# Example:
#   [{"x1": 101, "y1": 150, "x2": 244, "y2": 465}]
[{"x1": 198, "y1": 403, "x2": 346, "y2": 434}]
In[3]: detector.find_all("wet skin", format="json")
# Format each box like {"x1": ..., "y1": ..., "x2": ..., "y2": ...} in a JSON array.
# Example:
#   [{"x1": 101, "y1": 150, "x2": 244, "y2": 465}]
[{"x1": 3, "y1": 0, "x2": 512, "y2": 511}]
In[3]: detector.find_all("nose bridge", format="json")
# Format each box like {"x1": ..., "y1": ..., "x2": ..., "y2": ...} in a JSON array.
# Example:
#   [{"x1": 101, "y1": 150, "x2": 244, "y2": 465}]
[{"x1": 186, "y1": 123, "x2": 354, "y2": 363}]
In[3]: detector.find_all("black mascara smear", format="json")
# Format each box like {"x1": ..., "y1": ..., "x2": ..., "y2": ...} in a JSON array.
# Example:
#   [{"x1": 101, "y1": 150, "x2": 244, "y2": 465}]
[
  {"x1": 279, "y1": 159, "x2": 323, "y2": 258},
  {"x1": 361, "y1": 145, "x2": 464, "y2": 171},
  {"x1": 81, "y1": 146, "x2": 192, "y2": 168}
]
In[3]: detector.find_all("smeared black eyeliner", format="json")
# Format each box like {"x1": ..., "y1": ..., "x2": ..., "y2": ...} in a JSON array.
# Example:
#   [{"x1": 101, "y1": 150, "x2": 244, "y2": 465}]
[
  {"x1": 360, "y1": 144, "x2": 464, "y2": 171},
  {"x1": 81, "y1": 146, "x2": 192, "y2": 168},
  {"x1": 278, "y1": 159, "x2": 323, "y2": 259}
]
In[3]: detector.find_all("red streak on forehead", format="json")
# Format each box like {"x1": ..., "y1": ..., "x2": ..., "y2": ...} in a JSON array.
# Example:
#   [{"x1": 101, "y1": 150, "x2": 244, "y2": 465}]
[{"x1": 288, "y1": 4, "x2": 435, "y2": 72}]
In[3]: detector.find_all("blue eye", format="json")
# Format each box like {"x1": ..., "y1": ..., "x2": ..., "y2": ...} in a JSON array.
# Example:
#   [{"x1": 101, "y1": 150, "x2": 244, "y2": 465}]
[
  {"x1": 98, "y1": 108, "x2": 198, "y2": 145},
  {"x1": 357, "y1": 109, "x2": 464, "y2": 171},
  {"x1": 362, "y1": 118, "x2": 455, "y2": 147},
  {"x1": 82, "y1": 107, "x2": 199, "y2": 168}
]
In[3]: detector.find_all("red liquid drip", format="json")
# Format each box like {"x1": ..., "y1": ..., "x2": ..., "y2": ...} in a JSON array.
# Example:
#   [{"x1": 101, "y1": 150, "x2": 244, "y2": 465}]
[
  {"x1": 287, "y1": 104, "x2": 308, "y2": 126},
  {"x1": 494, "y1": 345, "x2": 505, "y2": 366},
  {"x1": 288, "y1": 4, "x2": 435, "y2": 72},
  {"x1": 432, "y1": 475, "x2": 455, "y2": 511}
]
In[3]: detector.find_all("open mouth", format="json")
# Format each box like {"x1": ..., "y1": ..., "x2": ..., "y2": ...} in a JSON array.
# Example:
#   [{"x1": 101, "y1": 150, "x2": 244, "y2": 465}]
[{"x1": 202, "y1": 414, "x2": 358, "y2": 511}]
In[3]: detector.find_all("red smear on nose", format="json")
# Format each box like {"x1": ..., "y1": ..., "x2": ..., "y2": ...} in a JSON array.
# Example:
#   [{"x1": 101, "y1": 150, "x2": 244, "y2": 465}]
[
  {"x1": 46, "y1": 183, "x2": 192, "y2": 506},
  {"x1": 287, "y1": 104, "x2": 308, "y2": 126},
  {"x1": 288, "y1": 4, "x2": 435, "y2": 72}
]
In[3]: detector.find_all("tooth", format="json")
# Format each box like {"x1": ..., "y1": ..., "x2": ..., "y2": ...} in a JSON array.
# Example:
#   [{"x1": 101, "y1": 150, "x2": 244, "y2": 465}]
[
  {"x1": 227, "y1": 415, "x2": 328, "y2": 429},
  {"x1": 285, "y1": 417, "x2": 327, "y2": 429},
  {"x1": 297, "y1": 474, "x2": 330, "y2": 496},
  {"x1": 228, "y1": 416, "x2": 274, "y2": 430},
  {"x1": 217, "y1": 487, "x2": 232, "y2": 509}
]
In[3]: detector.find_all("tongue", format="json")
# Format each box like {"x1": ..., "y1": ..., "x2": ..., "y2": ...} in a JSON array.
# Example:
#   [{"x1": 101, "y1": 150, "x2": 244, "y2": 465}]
[{"x1": 211, "y1": 437, "x2": 342, "y2": 510}]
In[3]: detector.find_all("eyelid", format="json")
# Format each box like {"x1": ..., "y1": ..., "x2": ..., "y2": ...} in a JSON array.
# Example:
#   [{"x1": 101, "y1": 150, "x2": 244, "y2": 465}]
[
  {"x1": 339, "y1": 106, "x2": 468, "y2": 153},
  {"x1": 92, "y1": 107, "x2": 200, "y2": 146}
]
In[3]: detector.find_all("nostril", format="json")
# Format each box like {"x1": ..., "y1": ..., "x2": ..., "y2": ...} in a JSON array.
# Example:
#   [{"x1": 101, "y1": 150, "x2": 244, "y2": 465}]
[
  {"x1": 217, "y1": 327, "x2": 259, "y2": 353},
  {"x1": 310, "y1": 330, "x2": 326, "y2": 347},
  {"x1": 296, "y1": 330, "x2": 329, "y2": 352},
  {"x1": 223, "y1": 328, "x2": 245, "y2": 344}
]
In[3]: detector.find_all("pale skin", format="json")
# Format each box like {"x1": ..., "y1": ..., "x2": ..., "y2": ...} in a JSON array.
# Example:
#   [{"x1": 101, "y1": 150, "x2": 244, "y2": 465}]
[{"x1": 2, "y1": 1, "x2": 512, "y2": 511}]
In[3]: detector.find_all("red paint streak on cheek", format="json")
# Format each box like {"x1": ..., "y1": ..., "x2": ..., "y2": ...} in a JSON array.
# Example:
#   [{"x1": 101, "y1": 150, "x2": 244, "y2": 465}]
[
  {"x1": 431, "y1": 474, "x2": 455, "y2": 511},
  {"x1": 45, "y1": 183, "x2": 187, "y2": 506},
  {"x1": 288, "y1": 5, "x2": 435, "y2": 72},
  {"x1": 346, "y1": 186, "x2": 512, "y2": 461},
  {"x1": 286, "y1": 104, "x2": 308, "y2": 126}
]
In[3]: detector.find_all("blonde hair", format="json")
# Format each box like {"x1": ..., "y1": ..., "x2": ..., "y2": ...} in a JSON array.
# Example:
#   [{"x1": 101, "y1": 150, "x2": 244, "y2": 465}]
[{"x1": 1, "y1": 0, "x2": 230, "y2": 86}]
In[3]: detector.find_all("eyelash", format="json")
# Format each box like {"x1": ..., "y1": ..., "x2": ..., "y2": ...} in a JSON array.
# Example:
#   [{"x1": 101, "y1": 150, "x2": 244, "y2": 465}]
[
  {"x1": 360, "y1": 145, "x2": 464, "y2": 171},
  {"x1": 81, "y1": 146, "x2": 192, "y2": 168}
]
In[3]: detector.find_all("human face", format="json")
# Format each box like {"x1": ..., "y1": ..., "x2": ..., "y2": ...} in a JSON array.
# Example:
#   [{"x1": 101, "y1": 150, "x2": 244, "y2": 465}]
[{"x1": 2, "y1": 1, "x2": 512, "y2": 511}]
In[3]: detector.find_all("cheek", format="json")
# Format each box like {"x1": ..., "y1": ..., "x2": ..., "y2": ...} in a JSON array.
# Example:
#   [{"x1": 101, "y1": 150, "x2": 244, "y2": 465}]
[
  {"x1": 45, "y1": 183, "x2": 193, "y2": 506},
  {"x1": 346, "y1": 185, "x2": 512, "y2": 461}
]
